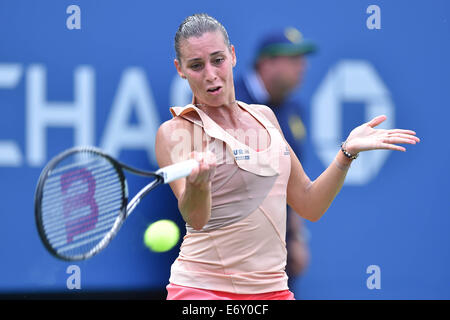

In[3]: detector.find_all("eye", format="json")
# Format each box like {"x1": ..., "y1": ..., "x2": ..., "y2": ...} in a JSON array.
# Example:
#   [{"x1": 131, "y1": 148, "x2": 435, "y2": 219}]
[
  {"x1": 190, "y1": 63, "x2": 203, "y2": 71},
  {"x1": 213, "y1": 57, "x2": 225, "y2": 65}
]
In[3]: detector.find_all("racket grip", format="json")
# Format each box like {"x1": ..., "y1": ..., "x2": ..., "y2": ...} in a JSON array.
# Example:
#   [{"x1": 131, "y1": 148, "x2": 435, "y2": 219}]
[{"x1": 156, "y1": 159, "x2": 199, "y2": 184}]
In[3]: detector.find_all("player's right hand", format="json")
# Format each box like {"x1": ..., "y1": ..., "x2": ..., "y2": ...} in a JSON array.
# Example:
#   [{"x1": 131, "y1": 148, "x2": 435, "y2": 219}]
[{"x1": 186, "y1": 151, "x2": 217, "y2": 190}]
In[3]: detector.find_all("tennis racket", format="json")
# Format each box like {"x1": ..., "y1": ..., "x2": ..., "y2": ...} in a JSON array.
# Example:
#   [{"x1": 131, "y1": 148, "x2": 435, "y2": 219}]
[{"x1": 34, "y1": 146, "x2": 197, "y2": 261}]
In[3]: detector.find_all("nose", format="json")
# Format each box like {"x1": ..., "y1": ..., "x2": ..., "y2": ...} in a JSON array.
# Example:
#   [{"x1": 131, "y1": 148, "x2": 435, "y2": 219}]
[{"x1": 204, "y1": 62, "x2": 217, "y2": 82}]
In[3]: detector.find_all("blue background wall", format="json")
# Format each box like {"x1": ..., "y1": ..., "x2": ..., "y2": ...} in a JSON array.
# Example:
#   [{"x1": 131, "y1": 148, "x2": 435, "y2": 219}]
[{"x1": 0, "y1": 0, "x2": 449, "y2": 299}]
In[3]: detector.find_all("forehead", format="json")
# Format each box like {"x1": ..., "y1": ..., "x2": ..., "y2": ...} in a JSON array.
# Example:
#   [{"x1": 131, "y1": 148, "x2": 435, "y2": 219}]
[
  {"x1": 179, "y1": 31, "x2": 228, "y2": 59},
  {"x1": 266, "y1": 54, "x2": 305, "y2": 64}
]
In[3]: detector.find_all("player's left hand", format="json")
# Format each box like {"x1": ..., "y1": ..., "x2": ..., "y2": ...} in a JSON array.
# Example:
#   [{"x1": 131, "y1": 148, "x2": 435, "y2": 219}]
[{"x1": 344, "y1": 115, "x2": 420, "y2": 155}]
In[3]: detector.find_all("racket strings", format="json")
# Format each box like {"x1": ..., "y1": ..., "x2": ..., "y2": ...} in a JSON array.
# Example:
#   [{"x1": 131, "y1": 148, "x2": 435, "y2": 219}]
[{"x1": 40, "y1": 152, "x2": 124, "y2": 258}]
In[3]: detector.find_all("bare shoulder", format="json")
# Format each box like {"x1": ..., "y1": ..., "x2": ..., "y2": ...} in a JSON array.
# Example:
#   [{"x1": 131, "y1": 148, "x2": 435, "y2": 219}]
[
  {"x1": 155, "y1": 116, "x2": 195, "y2": 167},
  {"x1": 157, "y1": 116, "x2": 194, "y2": 136},
  {"x1": 156, "y1": 115, "x2": 197, "y2": 146}
]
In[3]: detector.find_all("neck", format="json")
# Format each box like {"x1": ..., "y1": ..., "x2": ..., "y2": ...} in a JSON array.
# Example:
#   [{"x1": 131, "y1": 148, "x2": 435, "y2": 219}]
[{"x1": 194, "y1": 99, "x2": 240, "y2": 126}]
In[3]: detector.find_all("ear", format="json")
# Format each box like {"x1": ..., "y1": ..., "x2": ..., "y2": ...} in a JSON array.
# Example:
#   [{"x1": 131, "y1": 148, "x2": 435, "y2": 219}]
[
  {"x1": 230, "y1": 45, "x2": 237, "y2": 67},
  {"x1": 174, "y1": 59, "x2": 186, "y2": 79}
]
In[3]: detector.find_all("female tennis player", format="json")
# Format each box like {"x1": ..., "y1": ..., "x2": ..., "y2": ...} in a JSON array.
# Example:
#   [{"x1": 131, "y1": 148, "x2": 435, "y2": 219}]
[{"x1": 155, "y1": 14, "x2": 420, "y2": 300}]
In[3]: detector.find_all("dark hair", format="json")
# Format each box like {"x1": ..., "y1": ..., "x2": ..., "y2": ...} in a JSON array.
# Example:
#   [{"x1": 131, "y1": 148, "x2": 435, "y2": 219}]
[{"x1": 174, "y1": 13, "x2": 231, "y2": 63}]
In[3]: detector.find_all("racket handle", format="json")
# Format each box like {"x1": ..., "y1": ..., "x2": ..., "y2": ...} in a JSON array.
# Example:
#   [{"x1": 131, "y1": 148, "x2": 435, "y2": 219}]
[{"x1": 156, "y1": 159, "x2": 199, "y2": 184}]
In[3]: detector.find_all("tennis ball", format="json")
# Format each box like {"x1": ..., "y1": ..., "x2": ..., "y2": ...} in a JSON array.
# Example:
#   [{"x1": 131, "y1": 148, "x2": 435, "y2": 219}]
[{"x1": 144, "y1": 219, "x2": 180, "y2": 252}]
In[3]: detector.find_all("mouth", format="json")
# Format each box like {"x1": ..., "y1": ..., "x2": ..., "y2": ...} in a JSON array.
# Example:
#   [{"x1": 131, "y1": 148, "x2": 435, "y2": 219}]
[{"x1": 207, "y1": 86, "x2": 222, "y2": 94}]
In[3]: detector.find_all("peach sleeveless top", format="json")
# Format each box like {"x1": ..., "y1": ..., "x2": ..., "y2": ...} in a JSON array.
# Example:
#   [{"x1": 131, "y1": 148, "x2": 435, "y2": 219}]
[{"x1": 168, "y1": 101, "x2": 291, "y2": 294}]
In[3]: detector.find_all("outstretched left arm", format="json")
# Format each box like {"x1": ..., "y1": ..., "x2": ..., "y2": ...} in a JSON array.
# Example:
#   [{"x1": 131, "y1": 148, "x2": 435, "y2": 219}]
[{"x1": 286, "y1": 114, "x2": 420, "y2": 222}]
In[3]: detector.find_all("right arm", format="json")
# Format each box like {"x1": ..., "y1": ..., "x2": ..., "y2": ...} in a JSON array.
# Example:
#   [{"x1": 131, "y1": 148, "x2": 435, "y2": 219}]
[{"x1": 155, "y1": 117, "x2": 216, "y2": 230}]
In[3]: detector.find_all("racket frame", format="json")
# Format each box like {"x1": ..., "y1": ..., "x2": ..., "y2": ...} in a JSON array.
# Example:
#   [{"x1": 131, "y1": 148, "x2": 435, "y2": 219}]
[{"x1": 34, "y1": 146, "x2": 163, "y2": 261}]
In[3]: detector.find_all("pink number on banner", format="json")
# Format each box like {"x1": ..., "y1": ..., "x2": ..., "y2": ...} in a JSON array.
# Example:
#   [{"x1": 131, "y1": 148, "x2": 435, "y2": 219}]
[{"x1": 61, "y1": 168, "x2": 99, "y2": 243}]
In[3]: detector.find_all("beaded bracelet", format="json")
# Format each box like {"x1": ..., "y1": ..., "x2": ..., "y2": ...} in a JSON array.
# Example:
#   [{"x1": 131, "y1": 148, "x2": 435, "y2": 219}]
[{"x1": 340, "y1": 141, "x2": 359, "y2": 160}]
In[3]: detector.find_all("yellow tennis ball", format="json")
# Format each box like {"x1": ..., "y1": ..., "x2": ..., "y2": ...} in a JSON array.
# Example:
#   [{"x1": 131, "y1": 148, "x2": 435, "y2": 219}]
[{"x1": 144, "y1": 219, "x2": 180, "y2": 252}]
